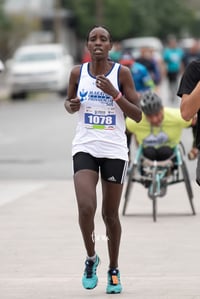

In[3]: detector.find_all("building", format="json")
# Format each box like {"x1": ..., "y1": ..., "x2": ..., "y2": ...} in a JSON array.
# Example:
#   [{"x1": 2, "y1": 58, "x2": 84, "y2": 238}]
[{"x1": 4, "y1": 0, "x2": 78, "y2": 58}]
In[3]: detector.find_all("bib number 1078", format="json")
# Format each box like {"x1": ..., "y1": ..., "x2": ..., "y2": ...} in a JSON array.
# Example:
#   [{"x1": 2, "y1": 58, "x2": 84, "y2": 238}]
[{"x1": 85, "y1": 113, "x2": 116, "y2": 125}]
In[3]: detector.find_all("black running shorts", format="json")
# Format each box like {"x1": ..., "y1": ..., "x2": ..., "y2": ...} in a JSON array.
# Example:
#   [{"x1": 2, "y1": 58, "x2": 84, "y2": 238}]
[{"x1": 73, "y1": 152, "x2": 128, "y2": 184}]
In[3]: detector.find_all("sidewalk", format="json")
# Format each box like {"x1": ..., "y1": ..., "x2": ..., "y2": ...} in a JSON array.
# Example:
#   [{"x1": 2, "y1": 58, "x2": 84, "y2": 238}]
[{"x1": 0, "y1": 179, "x2": 200, "y2": 299}]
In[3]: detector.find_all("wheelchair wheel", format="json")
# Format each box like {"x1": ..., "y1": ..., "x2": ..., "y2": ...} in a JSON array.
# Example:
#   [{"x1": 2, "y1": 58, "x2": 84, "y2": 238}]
[
  {"x1": 122, "y1": 163, "x2": 136, "y2": 215},
  {"x1": 147, "y1": 166, "x2": 158, "y2": 221},
  {"x1": 151, "y1": 169, "x2": 157, "y2": 222},
  {"x1": 152, "y1": 196, "x2": 157, "y2": 222},
  {"x1": 181, "y1": 160, "x2": 196, "y2": 215}
]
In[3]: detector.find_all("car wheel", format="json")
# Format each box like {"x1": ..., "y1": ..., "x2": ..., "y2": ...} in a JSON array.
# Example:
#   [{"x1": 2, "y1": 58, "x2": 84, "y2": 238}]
[
  {"x1": 11, "y1": 92, "x2": 27, "y2": 100},
  {"x1": 58, "y1": 89, "x2": 67, "y2": 97}
]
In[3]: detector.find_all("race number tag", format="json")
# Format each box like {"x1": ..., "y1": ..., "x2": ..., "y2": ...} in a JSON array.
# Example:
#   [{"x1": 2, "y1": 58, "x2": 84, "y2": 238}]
[{"x1": 84, "y1": 106, "x2": 116, "y2": 130}]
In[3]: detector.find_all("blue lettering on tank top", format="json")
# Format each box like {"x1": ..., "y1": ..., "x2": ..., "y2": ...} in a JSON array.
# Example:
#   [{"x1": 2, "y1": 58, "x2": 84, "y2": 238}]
[{"x1": 79, "y1": 89, "x2": 113, "y2": 106}]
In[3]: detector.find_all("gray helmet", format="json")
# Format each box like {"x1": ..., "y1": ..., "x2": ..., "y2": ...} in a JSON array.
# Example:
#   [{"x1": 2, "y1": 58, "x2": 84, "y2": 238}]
[{"x1": 140, "y1": 91, "x2": 163, "y2": 115}]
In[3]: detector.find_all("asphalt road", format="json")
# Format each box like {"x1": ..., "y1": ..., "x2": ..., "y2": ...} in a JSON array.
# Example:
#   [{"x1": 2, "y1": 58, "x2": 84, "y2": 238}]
[
  {"x1": 0, "y1": 93, "x2": 77, "y2": 180},
  {"x1": 0, "y1": 82, "x2": 200, "y2": 299}
]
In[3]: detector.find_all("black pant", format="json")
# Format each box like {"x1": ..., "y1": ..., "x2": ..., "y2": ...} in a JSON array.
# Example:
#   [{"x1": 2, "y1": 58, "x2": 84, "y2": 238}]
[{"x1": 143, "y1": 146, "x2": 174, "y2": 161}]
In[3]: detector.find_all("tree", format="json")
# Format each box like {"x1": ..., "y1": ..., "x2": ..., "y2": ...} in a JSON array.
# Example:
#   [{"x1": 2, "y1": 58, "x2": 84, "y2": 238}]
[
  {"x1": 62, "y1": 0, "x2": 196, "y2": 41},
  {"x1": 0, "y1": 1, "x2": 41, "y2": 60},
  {"x1": 0, "y1": 1, "x2": 13, "y2": 59}
]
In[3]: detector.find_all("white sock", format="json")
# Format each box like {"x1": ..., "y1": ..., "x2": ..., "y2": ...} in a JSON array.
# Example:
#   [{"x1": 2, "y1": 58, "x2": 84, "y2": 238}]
[{"x1": 87, "y1": 253, "x2": 96, "y2": 263}]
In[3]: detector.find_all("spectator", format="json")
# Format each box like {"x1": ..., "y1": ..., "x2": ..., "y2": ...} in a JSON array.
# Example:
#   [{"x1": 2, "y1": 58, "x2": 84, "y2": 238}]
[
  {"x1": 119, "y1": 52, "x2": 155, "y2": 163},
  {"x1": 163, "y1": 35, "x2": 184, "y2": 101},
  {"x1": 136, "y1": 46, "x2": 162, "y2": 87},
  {"x1": 119, "y1": 52, "x2": 155, "y2": 94},
  {"x1": 182, "y1": 39, "x2": 200, "y2": 67},
  {"x1": 109, "y1": 41, "x2": 122, "y2": 62},
  {"x1": 177, "y1": 59, "x2": 200, "y2": 185},
  {"x1": 182, "y1": 39, "x2": 200, "y2": 160}
]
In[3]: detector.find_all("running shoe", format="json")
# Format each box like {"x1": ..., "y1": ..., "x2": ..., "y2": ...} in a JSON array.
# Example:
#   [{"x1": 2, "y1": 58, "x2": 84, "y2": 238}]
[
  {"x1": 82, "y1": 255, "x2": 100, "y2": 289},
  {"x1": 106, "y1": 268, "x2": 122, "y2": 294}
]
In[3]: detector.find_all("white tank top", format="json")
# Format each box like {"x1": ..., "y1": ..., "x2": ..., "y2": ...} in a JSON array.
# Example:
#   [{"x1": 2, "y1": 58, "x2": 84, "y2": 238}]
[{"x1": 72, "y1": 62, "x2": 128, "y2": 161}]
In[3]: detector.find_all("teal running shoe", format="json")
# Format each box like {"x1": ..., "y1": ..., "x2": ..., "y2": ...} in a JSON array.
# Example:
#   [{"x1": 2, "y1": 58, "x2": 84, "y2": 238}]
[
  {"x1": 82, "y1": 255, "x2": 100, "y2": 289},
  {"x1": 106, "y1": 268, "x2": 122, "y2": 294}
]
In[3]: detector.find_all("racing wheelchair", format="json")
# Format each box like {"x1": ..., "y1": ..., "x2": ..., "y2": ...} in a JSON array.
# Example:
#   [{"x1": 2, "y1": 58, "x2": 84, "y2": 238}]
[{"x1": 122, "y1": 143, "x2": 196, "y2": 222}]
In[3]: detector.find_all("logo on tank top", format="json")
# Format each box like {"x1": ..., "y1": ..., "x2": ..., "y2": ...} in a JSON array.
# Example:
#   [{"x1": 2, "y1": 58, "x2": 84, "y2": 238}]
[
  {"x1": 79, "y1": 90, "x2": 88, "y2": 102},
  {"x1": 107, "y1": 176, "x2": 117, "y2": 182},
  {"x1": 79, "y1": 89, "x2": 113, "y2": 106}
]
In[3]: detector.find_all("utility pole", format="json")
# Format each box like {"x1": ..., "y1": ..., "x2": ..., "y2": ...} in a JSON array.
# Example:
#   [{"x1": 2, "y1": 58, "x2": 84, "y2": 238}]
[
  {"x1": 54, "y1": 0, "x2": 62, "y2": 43},
  {"x1": 96, "y1": 0, "x2": 104, "y2": 25}
]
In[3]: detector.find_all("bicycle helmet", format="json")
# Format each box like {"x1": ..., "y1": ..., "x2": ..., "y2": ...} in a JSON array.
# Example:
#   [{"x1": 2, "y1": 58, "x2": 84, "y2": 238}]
[{"x1": 140, "y1": 91, "x2": 163, "y2": 115}]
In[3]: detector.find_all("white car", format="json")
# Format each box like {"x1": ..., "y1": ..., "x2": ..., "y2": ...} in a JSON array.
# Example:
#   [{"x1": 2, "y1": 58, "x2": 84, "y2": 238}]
[
  {"x1": 6, "y1": 44, "x2": 74, "y2": 99},
  {"x1": 121, "y1": 36, "x2": 163, "y2": 60},
  {"x1": 0, "y1": 59, "x2": 4, "y2": 72}
]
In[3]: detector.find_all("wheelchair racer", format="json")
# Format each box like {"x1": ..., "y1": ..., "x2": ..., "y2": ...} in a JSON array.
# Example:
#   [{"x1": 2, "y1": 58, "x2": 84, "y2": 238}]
[
  {"x1": 126, "y1": 91, "x2": 195, "y2": 162},
  {"x1": 126, "y1": 91, "x2": 196, "y2": 193}
]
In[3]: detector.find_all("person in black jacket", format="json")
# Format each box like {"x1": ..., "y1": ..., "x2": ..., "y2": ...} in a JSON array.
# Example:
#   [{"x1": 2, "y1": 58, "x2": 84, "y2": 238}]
[{"x1": 177, "y1": 59, "x2": 200, "y2": 185}]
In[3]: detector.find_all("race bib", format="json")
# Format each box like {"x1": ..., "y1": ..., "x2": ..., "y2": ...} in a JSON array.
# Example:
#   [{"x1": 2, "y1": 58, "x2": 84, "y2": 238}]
[{"x1": 84, "y1": 106, "x2": 116, "y2": 130}]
